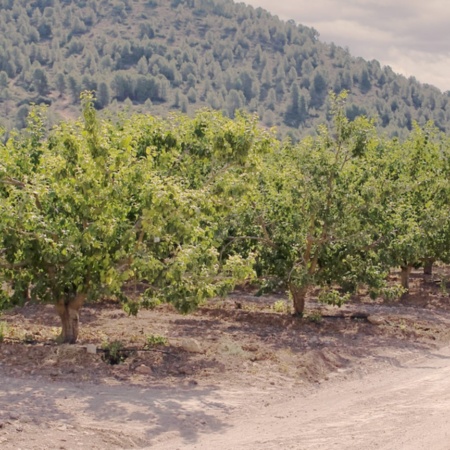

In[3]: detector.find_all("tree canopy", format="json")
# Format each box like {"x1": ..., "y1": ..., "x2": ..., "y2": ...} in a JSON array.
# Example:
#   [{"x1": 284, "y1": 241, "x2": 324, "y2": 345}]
[
  {"x1": 2, "y1": 92, "x2": 450, "y2": 341},
  {"x1": 0, "y1": 93, "x2": 270, "y2": 342}
]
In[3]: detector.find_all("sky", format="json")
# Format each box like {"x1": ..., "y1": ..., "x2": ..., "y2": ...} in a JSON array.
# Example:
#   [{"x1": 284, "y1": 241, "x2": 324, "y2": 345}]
[{"x1": 242, "y1": 0, "x2": 450, "y2": 92}]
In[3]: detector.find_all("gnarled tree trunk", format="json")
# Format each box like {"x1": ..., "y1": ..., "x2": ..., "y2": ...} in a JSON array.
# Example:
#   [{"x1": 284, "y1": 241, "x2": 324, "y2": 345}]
[
  {"x1": 289, "y1": 283, "x2": 308, "y2": 317},
  {"x1": 55, "y1": 294, "x2": 85, "y2": 344},
  {"x1": 423, "y1": 258, "x2": 434, "y2": 276},
  {"x1": 400, "y1": 265, "x2": 412, "y2": 291}
]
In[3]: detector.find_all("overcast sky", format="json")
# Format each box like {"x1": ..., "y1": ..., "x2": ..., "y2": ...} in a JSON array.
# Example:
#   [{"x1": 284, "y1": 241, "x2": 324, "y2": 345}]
[{"x1": 243, "y1": 0, "x2": 450, "y2": 92}]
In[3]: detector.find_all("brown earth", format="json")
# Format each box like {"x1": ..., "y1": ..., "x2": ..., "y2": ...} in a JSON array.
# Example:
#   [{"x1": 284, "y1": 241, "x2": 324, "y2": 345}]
[{"x1": 1, "y1": 268, "x2": 450, "y2": 449}]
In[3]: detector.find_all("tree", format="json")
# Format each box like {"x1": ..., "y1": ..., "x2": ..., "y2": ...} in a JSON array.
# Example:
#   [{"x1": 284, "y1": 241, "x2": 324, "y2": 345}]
[
  {"x1": 284, "y1": 82, "x2": 307, "y2": 127},
  {"x1": 134, "y1": 75, "x2": 158, "y2": 102},
  {"x1": 262, "y1": 109, "x2": 276, "y2": 127},
  {"x1": 0, "y1": 95, "x2": 263, "y2": 342},
  {"x1": 310, "y1": 71, "x2": 327, "y2": 108},
  {"x1": 15, "y1": 105, "x2": 30, "y2": 129},
  {"x1": 373, "y1": 123, "x2": 450, "y2": 290},
  {"x1": 0, "y1": 71, "x2": 8, "y2": 88},
  {"x1": 266, "y1": 88, "x2": 277, "y2": 111},
  {"x1": 67, "y1": 74, "x2": 81, "y2": 103},
  {"x1": 187, "y1": 86, "x2": 196, "y2": 103},
  {"x1": 111, "y1": 72, "x2": 135, "y2": 101},
  {"x1": 96, "y1": 81, "x2": 110, "y2": 108},
  {"x1": 225, "y1": 89, "x2": 245, "y2": 118},
  {"x1": 359, "y1": 68, "x2": 371, "y2": 93},
  {"x1": 0, "y1": 86, "x2": 12, "y2": 115},
  {"x1": 32, "y1": 67, "x2": 49, "y2": 95},
  {"x1": 55, "y1": 72, "x2": 66, "y2": 97},
  {"x1": 248, "y1": 92, "x2": 385, "y2": 315},
  {"x1": 136, "y1": 55, "x2": 148, "y2": 75}
]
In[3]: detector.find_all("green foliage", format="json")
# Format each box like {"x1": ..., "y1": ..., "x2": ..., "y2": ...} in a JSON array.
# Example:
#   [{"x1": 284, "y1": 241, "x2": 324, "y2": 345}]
[
  {"x1": 306, "y1": 311, "x2": 322, "y2": 323},
  {"x1": 272, "y1": 299, "x2": 289, "y2": 313},
  {"x1": 369, "y1": 122, "x2": 450, "y2": 290},
  {"x1": 3, "y1": 86, "x2": 450, "y2": 331},
  {"x1": 245, "y1": 91, "x2": 388, "y2": 314},
  {"x1": 101, "y1": 340, "x2": 126, "y2": 365},
  {"x1": 145, "y1": 334, "x2": 168, "y2": 347},
  {"x1": 380, "y1": 285, "x2": 407, "y2": 302},
  {"x1": 0, "y1": 320, "x2": 6, "y2": 343},
  {"x1": 0, "y1": 96, "x2": 260, "y2": 330},
  {"x1": 318, "y1": 290, "x2": 350, "y2": 308}
]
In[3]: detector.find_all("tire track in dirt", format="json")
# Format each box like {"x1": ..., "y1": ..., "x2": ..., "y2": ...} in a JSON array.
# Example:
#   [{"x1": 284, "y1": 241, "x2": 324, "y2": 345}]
[{"x1": 153, "y1": 345, "x2": 450, "y2": 450}]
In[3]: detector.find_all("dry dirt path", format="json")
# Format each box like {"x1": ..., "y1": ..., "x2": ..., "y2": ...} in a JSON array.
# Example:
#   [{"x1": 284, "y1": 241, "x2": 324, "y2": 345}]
[
  {"x1": 157, "y1": 346, "x2": 450, "y2": 450},
  {"x1": 2, "y1": 345, "x2": 450, "y2": 449}
]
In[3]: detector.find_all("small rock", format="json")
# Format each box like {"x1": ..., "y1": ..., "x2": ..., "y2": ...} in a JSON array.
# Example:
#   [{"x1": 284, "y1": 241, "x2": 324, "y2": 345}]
[
  {"x1": 9, "y1": 413, "x2": 19, "y2": 421},
  {"x1": 180, "y1": 338, "x2": 203, "y2": 354},
  {"x1": 135, "y1": 365, "x2": 153, "y2": 375},
  {"x1": 367, "y1": 315, "x2": 385, "y2": 326},
  {"x1": 85, "y1": 344, "x2": 97, "y2": 355}
]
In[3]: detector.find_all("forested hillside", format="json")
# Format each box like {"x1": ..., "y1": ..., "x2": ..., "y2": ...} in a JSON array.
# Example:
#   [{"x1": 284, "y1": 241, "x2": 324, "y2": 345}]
[{"x1": 0, "y1": 0, "x2": 449, "y2": 139}]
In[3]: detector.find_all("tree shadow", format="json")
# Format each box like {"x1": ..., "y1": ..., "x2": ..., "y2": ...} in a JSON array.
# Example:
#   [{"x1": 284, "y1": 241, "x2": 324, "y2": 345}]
[{"x1": 0, "y1": 374, "x2": 232, "y2": 447}]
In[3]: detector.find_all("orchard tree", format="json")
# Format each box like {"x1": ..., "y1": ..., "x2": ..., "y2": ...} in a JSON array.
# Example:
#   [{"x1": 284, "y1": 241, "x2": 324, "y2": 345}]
[
  {"x1": 0, "y1": 94, "x2": 264, "y2": 343},
  {"x1": 248, "y1": 92, "x2": 387, "y2": 315},
  {"x1": 374, "y1": 123, "x2": 450, "y2": 290}
]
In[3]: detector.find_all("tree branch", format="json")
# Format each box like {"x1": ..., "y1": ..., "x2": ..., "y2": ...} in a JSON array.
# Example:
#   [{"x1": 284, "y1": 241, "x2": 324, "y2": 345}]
[
  {"x1": 1, "y1": 177, "x2": 43, "y2": 211},
  {"x1": 1, "y1": 177, "x2": 26, "y2": 188},
  {"x1": 0, "y1": 260, "x2": 30, "y2": 269}
]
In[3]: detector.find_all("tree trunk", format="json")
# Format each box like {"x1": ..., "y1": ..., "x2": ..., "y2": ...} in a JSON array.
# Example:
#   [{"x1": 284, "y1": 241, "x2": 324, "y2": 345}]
[
  {"x1": 423, "y1": 258, "x2": 434, "y2": 276},
  {"x1": 400, "y1": 265, "x2": 412, "y2": 291},
  {"x1": 289, "y1": 284, "x2": 308, "y2": 316},
  {"x1": 55, "y1": 294, "x2": 85, "y2": 344}
]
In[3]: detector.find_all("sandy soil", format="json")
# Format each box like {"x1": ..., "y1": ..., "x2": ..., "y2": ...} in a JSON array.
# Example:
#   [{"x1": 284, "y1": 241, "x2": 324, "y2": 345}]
[
  {"x1": 1, "y1": 344, "x2": 450, "y2": 449},
  {"x1": 1, "y1": 269, "x2": 450, "y2": 449}
]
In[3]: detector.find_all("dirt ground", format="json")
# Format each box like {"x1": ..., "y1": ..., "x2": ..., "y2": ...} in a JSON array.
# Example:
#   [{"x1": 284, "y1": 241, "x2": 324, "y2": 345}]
[{"x1": 1, "y1": 268, "x2": 450, "y2": 449}]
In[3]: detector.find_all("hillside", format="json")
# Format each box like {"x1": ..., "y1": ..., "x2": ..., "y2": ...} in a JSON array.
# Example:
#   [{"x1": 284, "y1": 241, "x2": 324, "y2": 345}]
[{"x1": 1, "y1": 0, "x2": 450, "y2": 139}]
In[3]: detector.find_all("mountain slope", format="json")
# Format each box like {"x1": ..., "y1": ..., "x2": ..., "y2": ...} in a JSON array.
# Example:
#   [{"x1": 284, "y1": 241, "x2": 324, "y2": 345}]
[{"x1": 0, "y1": 0, "x2": 449, "y2": 139}]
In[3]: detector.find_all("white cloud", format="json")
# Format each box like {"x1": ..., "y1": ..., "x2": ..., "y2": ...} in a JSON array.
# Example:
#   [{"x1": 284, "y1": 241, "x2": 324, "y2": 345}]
[{"x1": 242, "y1": 0, "x2": 450, "y2": 91}]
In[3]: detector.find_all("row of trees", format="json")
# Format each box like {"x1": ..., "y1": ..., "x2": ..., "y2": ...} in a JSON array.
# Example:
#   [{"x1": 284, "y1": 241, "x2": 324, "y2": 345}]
[
  {"x1": 1, "y1": 92, "x2": 450, "y2": 343},
  {"x1": 246, "y1": 95, "x2": 450, "y2": 312}
]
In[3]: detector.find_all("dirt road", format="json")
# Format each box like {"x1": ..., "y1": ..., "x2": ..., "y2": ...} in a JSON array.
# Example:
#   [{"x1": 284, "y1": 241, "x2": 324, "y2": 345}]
[{"x1": 1, "y1": 345, "x2": 450, "y2": 450}]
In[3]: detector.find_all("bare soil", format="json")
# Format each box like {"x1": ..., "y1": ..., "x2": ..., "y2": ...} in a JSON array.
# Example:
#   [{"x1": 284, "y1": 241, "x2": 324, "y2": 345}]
[{"x1": 1, "y1": 269, "x2": 450, "y2": 449}]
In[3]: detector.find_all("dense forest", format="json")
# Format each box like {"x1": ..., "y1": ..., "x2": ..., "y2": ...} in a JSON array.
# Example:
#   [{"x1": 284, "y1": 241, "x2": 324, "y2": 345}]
[{"x1": 1, "y1": 0, "x2": 450, "y2": 140}]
